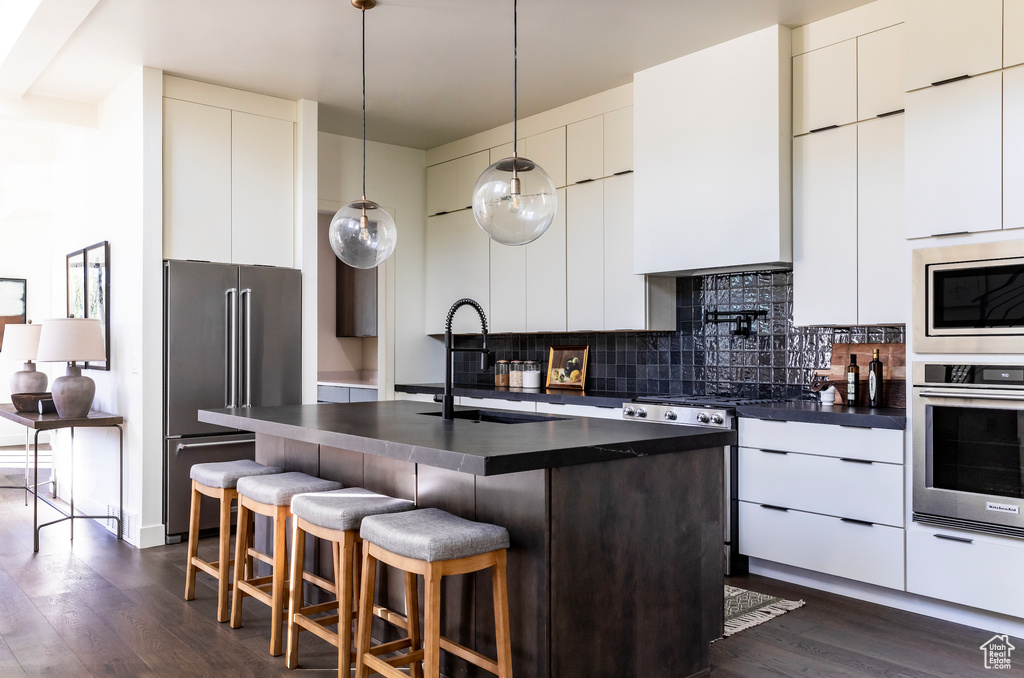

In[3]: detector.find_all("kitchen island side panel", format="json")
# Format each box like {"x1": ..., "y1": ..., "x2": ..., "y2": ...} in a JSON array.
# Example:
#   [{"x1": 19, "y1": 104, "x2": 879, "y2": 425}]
[{"x1": 550, "y1": 447, "x2": 723, "y2": 678}]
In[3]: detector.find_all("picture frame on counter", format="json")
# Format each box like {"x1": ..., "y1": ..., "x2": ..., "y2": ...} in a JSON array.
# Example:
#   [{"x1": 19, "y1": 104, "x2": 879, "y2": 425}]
[{"x1": 546, "y1": 345, "x2": 588, "y2": 390}]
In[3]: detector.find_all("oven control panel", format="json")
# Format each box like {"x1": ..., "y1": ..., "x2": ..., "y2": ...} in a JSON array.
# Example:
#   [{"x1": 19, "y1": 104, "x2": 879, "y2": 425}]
[{"x1": 921, "y1": 363, "x2": 1024, "y2": 388}]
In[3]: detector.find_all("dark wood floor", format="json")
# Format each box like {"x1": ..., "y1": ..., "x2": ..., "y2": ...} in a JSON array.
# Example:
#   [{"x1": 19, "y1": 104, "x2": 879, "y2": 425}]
[{"x1": 1, "y1": 469, "x2": 1020, "y2": 677}]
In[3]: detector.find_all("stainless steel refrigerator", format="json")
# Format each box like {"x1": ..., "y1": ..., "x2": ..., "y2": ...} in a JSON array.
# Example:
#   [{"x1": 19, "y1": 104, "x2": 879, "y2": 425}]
[{"x1": 164, "y1": 260, "x2": 301, "y2": 539}]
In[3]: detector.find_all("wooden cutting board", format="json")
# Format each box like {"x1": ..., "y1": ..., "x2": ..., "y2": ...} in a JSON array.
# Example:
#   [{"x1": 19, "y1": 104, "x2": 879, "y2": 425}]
[{"x1": 813, "y1": 343, "x2": 906, "y2": 408}]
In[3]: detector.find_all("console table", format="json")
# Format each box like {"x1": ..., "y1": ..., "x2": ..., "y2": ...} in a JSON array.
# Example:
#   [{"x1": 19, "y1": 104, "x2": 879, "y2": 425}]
[{"x1": 0, "y1": 404, "x2": 124, "y2": 551}]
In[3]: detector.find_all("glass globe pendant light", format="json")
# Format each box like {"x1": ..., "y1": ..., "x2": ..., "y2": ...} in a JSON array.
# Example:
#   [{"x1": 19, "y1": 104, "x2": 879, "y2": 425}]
[
  {"x1": 329, "y1": 0, "x2": 397, "y2": 269},
  {"x1": 472, "y1": 0, "x2": 557, "y2": 246}
]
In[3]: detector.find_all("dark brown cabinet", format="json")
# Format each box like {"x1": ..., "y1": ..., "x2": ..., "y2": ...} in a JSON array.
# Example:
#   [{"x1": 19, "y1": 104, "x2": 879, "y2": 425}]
[{"x1": 336, "y1": 259, "x2": 377, "y2": 337}]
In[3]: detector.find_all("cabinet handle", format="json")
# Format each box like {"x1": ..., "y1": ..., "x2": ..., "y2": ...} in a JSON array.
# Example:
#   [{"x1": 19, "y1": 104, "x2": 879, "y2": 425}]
[
  {"x1": 760, "y1": 449, "x2": 788, "y2": 455},
  {"x1": 876, "y1": 108, "x2": 905, "y2": 118},
  {"x1": 612, "y1": 169, "x2": 634, "y2": 176},
  {"x1": 574, "y1": 178, "x2": 596, "y2": 184},
  {"x1": 760, "y1": 504, "x2": 789, "y2": 512},
  {"x1": 809, "y1": 124, "x2": 839, "y2": 134},
  {"x1": 934, "y1": 533, "x2": 973, "y2": 544},
  {"x1": 931, "y1": 74, "x2": 970, "y2": 87},
  {"x1": 840, "y1": 457, "x2": 873, "y2": 465},
  {"x1": 840, "y1": 517, "x2": 874, "y2": 527},
  {"x1": 933, "y1": 231, "x2": 970, "y2": 238}
]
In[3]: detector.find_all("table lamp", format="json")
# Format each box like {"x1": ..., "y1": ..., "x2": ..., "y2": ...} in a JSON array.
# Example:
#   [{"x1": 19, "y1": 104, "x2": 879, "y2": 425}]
[
  {"x1": 36, "y1": 318, "x2": 105, "y2": 418},
  {"x1": 1, "y1": 322, "x2": 48, "y2": 394}
]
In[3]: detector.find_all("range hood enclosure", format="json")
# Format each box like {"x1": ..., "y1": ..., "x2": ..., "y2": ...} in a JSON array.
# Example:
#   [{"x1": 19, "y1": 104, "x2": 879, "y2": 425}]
[{"x1": 633, "y1": 25, "x2": 793, "y2": 276}]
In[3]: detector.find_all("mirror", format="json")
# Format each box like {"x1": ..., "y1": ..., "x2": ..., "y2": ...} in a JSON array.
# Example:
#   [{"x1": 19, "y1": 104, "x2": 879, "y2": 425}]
[{"x1": 67, "y1": 241, "x2": 110, "y2": 370}]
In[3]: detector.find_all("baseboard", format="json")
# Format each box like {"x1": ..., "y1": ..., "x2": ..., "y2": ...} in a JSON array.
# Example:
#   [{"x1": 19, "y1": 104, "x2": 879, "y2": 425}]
[
  {"x1": 136, "y1": 524, "x2": 166, "y2": 549},
  {"x1": 749, "y1": 559, "x2": 1024, "y2": 639}
]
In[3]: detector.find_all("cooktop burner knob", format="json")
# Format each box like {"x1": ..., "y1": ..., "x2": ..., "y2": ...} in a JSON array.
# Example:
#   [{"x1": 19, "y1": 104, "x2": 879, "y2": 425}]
[
  {"x1": 624, "y1": 407, "x2": 636, "y2": 417},
  {"x1": 664, "y1": 410, "x2": 677, "y2": 421},
  {"x1": 636, "y1": 408, "x2": 648, "y2": 418},
  {"x1": 696, "y1": 412, "x2": 710, "y2": 424},
  {"x1": 711, "y1": 413, "x2": 724, "y2": 425}
]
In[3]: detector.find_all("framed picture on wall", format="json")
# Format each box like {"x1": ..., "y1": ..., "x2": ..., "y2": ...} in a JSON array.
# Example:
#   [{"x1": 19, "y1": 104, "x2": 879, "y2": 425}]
[
  {"x1": 0, "y1": 277, "x2": 27, "y2": 351},
  {"x1": 545, "y1": 345, "x2": 589, "y2": 390},
  {"x1": 67, "y1": 241, "x2": 110, "y2": 370}
]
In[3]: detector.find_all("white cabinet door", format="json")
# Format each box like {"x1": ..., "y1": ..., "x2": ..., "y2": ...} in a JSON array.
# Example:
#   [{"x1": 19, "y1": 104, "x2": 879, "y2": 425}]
[
  {"x1": 456, "y1": 151, "x2": 489, "y2": 212},
  {"x1": 424, "y1": 212, "x2": 460, "y2": 334},
  {"x1": 453, "y1": 209, "x2": 491, "y2": 335},
  {"x1": 1006, "y1": 67, "x2": 1024, "y2": 230},
  {"x1": 738, "y1": 418, "x2": 904, "y2": 464},
  {"x1": 163, "y1": 98, "x2": 232, "y2": 263},
  {"x1": 905, "y1": 72, "x2": 1003, "y2": 238},
  {"x1": 905, "y1": 0, "x2": 1003, "y2": 91},
  {"x1": 1007, "y1": 0, "x2": 1024, "y2": 67},
  {"x1": 858, "y1": 24, "x2": 906, "y2": 119},
  {"x1": 603, "y1": 107, "x2": 633, "y2": 176},
  {"x1": 565, "y1": 181, "x2": 604, "y2": 331},
  {"x1": 524, "y1": 127, "x2": 566, "y2": 189},
  {"x1": 858, "y1": 115, "x2": 907, "y2": 325},
  {"x1": 792, "y1": 126, "x2": 858, "y2": 327},
  {"x1": 489, "y1": 239, "x2": 527, "y2": 333},
  {"x1": 526, "y1": 188, "x2": 567, "y2": 332},
  {"x1": 231, "y1": 111, "x2": 294, "y2": 268},
  {"x1": 793, "y1": 38, "x2": 857, "y2": 135},
  {"x1": 426, "y1": 159, "x2": 458, "y2": 216},
  {"x1": 566, "y1": 115, "x2": 603, "y2": 184},
  {"x1": 603, "y1": 174, "x2": 645, "y2": 330}
]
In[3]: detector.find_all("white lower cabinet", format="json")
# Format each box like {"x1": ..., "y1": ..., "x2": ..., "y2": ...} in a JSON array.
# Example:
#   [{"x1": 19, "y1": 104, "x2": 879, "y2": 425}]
[
  {"x1": 907, "y1": 527, "x2": 1024, "y2": 619},
  {"x1": 739, "y1": 417, "x2": 904, "y2": 464},
  {"x1": 457, "y1": 396, "x2": 536, "y2": 413},
  {"x1": 535, "y1": 402, "x2": 623, "y2": 420}
]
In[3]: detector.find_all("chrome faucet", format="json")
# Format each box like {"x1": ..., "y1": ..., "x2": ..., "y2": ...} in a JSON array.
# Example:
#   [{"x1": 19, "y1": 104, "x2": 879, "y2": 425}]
[{"x1": 434, "y1": 298, "x2": 493, "y2": 420}]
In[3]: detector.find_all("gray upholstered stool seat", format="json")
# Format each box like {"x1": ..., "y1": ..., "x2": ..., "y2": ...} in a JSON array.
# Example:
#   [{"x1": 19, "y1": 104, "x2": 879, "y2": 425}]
[
  {"x1": 236, "y1": 471, "x2": 341, "y2": 506},
  {"x1": 360, "y1": 507, "x2": 510, "y2": 563},
  {"x1": 291, "y1": 487, "x2": 415, "y2": 532},
  {"x1": 190, "y1": 459, "x2": 282, "y2": 489}
]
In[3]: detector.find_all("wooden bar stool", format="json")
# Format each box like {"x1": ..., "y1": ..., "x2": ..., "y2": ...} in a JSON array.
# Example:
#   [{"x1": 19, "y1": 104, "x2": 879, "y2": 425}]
[
  {"x1": 230, "y1": 472, "x2": 342, "y2": 656},
  {"x1": 184, "y1": 460, "x2": 282, "y2": 622},
  {"x1": 355, "y1": 508, "x2": 513, "y2": 678},
  {"x1": 286, "y1": 487, "x2": 416, "y2": 676}
]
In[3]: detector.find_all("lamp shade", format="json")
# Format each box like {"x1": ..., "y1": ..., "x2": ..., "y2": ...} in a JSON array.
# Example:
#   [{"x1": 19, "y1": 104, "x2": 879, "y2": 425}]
[
  {"x1": 0, "y1": 323, "x2": 42, "y2": 361},
  {"x1": 37, "y1": 318, "x2": 106, "y2": 363}
]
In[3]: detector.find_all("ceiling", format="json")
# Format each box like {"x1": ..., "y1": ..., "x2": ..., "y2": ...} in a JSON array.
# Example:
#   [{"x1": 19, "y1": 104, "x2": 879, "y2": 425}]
[{"x1": 0, "y1": 0, "x2": 876, "y2": 150}]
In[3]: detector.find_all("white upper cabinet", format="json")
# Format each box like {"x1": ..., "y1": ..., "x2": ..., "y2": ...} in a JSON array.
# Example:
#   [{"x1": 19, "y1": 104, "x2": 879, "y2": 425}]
[
  {"x1": 426, "y1": 150, "x2": 488, "y2": 216},
  {"x1": 1005, "y1": 66, "x2": 1024, "y2": 230},
  {"x1": 792, "y1": 126, "x2": 858, "y2": 327},
  {"x1": 1007, "y1": 0, "x2": 1024, "y2": 66},
  {"x1": 793, "y1": 38, "x2": 857, "y2": 134},
  {"x1": 905, "y1": 71, "x2": 1002, "y2": 238},
  {"x1": 603, "y1": 174, "x2": 645, "y2": 330},
  {"x1": 858, "y1": 115, "x2": 906, "y2": 325},
  {"x1": 524, "y1": 127, "x2": 566, "y2": 188},
  {"x1": 424, "y1": 210, "x2": 490, "y2": 334},
  {"x1": 634, "y1": 25, "x2": 792, "y2": 275},
  {"x1": 456, "y1": 151, "x2": 489, "y2": 211},
  {"x1": 858, "y1": 24, "x2": 906, "y2": 118},
  {"x1": 489, "y1": 239, "x2": 527, "y2": 334},
  {"x1": 566, "y1": 115, "x2": 604, "y2": 184},
  {"x1": 905, "y1": 0, "x2": 1003, "y2": 90},
  {"x1": 565, "y1": 181, "x2": 605, "y2": 331},
  {"x1": 526, "y1": 188, "x2": 568, "y2": 332},
  {"x1": 603, "y1": 107, "x2": 633, "y2": 176}
]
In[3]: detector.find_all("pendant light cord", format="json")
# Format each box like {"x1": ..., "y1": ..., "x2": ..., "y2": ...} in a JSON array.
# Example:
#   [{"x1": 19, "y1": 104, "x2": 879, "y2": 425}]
[
  {"x1": 513, "y1": 0, "x2": 517, "y2": 159},
  {"x1": 361, "y1": 6, "x2": 367, "y2": 199}
]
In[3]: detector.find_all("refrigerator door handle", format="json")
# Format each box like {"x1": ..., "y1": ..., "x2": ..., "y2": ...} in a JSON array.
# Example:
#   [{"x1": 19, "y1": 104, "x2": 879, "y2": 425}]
[
  {"x1": 225, "y1": 287, "x2": 238, "y2": 408},
  {"x1": 241, "y1": 287, "x2": 253, "y2": 407}
]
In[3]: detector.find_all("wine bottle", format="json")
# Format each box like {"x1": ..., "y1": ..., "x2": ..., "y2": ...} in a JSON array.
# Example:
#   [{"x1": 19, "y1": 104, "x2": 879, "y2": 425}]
[
  {"x1": 846, "y1": 354, "x2": 860, "y2": 406},
  {"x1": 868, "y1": 348, "x2": 884, "y2": 407}
]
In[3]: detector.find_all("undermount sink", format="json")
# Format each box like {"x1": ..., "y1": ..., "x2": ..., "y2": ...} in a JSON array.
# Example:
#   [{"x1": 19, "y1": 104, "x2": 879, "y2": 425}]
[{"x1": 421, "y1": 409, "x2": 568, "y2": 425}]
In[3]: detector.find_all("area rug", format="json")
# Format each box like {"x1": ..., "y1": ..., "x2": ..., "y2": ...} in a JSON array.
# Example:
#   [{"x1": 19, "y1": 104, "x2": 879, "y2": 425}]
[{"x1": 721, "y1": 585, "x2": 805, "y2": 638}]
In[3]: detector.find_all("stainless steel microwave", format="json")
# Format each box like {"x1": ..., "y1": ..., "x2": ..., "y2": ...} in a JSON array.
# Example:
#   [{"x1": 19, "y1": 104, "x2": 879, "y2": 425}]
[{"x1": 913, "y1": 240, "x2": 1024, "y2": 353}]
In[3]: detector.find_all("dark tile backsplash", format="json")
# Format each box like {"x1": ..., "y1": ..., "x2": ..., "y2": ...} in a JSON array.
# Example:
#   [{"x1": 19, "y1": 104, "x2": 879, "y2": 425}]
[{"x1": 452, "y1": 269, "x2": 905, "y2": 399}]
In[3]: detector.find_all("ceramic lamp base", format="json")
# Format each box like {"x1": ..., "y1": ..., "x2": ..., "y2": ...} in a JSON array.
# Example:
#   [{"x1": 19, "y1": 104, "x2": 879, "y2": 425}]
[
  {"x1": 51, "y1": 365, "x2": 95, "y2": 419},
  {"x1": 11, "y1": 362, "x2": 48, "y2": 394}
]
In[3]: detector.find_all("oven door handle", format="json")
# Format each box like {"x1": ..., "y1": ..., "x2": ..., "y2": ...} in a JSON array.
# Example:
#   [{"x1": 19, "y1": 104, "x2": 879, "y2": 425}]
[{"x1": 918, "y1": 390, "x2": 1024, "y2": 402}]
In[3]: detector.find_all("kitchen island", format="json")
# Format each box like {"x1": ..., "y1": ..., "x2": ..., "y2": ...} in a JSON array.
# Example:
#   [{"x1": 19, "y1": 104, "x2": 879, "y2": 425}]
[{"x1": 199, "y1": 401, "x2": 731, "y2": 678}]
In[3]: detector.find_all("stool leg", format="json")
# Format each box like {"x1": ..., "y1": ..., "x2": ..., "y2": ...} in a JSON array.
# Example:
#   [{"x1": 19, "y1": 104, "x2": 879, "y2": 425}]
[
  {"x1": 423, "y1": 564, "x2": 442, "y2": 678},
  {"x1": 405, "y1": 570, "x2": 423, "y2": 678},
  {"x1": 216, "y1": 490, "x2": 233, "y2": 622},
  {"x1": 269, "y1": 504, "x2": 289, "y2": 656},
  {"x1": 337, "y1": 533, "x2": 356, "y2": 677},
  {"x1": 244, "y1": 518, "x2": 255, "y2": 580},
  {"x1": 230, "y1": 501, "x2": 251, "y2": 629},
  {"x1": 184, "y1": 480, "x2": 201, "y2": 601},
  {"x1": 286, "y1": 518, "x2": 306, "y2": 669},
  {"x1": 492, "y1": 551, "x2": 513, "y2": 678},
  {"x1": 354, "y1": 547, "x2": 378, "y2": 678}
]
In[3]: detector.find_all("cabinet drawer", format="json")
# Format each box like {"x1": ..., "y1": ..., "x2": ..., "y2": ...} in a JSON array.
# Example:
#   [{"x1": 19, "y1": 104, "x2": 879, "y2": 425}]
[
  {"x1": 738, "y1": 417, "x2": 903, "y2": 464},
  {"x1": 317, "y1": 385, "x2": 350, "y2": 403},
  {"x1": 739, "y1": 501, "x2": 905, "y2": 590},
  {"x1": 349, "y1": 387, "x2": 378, "y2": 403},
  {"x1": 907, "y1": 528, "x2": 1024, "y2": 618},
  {"x1": 738, "y1": 447, "x2": 904, "y2": 527},
  {"x1": 458, "y1": 397, "x2": 536, "y2": 413},
  {"x1": 535, "y1": 402, "x2": 622, "y2": 420}
]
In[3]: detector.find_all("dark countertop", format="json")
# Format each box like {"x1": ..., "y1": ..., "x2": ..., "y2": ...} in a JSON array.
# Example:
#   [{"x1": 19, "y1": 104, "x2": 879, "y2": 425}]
[
  {"x1": 736, "y1": 401, "x2": 906, "y2": 430},
  {"x1": 396, "y1": 383, "x2": 635, "y2": 408},
  {"x1": 198, "y1": 401, "x2": 734, "y2": 476}
]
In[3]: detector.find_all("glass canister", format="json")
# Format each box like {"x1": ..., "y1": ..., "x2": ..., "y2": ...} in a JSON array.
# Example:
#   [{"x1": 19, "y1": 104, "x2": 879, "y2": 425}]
[
  {"x1": 523, "y1": 360, "x2": 541, "y2": 388},
  {"x1": 494, "y1": 360, "x2": 510, "y2": 387},
  {"x1": 509, "y1": 360, "x2": 524, "y2": 387}
]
